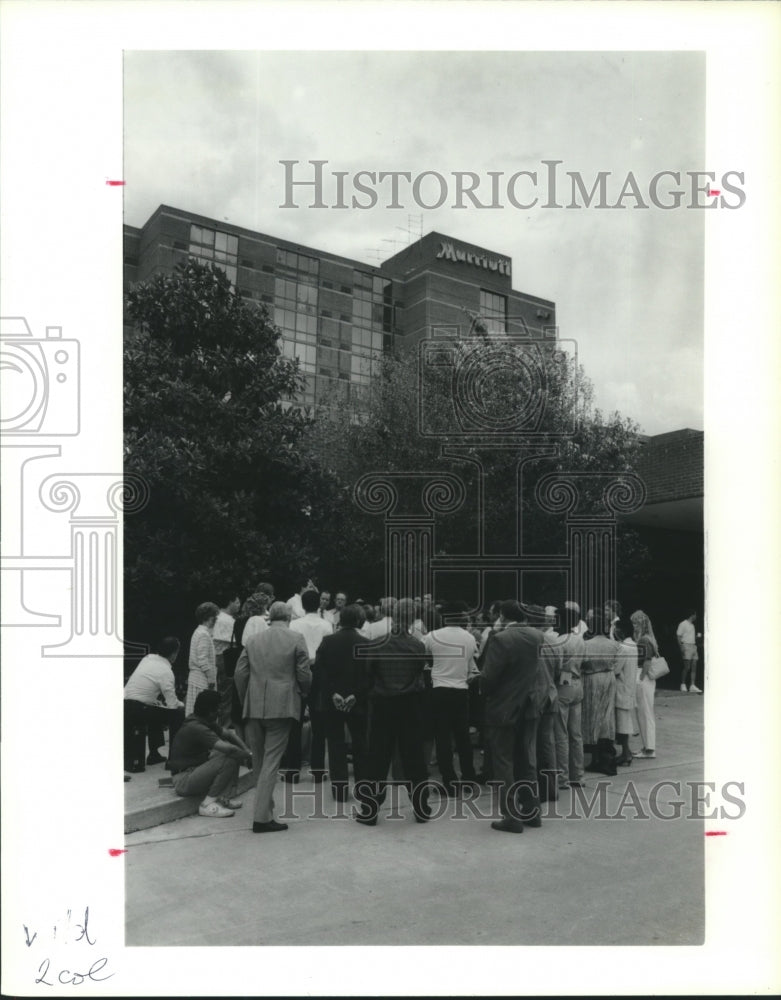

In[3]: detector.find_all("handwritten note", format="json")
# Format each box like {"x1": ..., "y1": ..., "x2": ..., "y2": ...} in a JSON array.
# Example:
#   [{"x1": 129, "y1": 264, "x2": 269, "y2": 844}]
[{"x1": 22, "y1": 907, "x2": 115, "y2": 988}]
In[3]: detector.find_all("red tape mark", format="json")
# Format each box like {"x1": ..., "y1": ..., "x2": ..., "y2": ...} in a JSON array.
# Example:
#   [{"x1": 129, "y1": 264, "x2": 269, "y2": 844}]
[
  {"x1": 105, "y1": 180, "x2": 126, "y2": 186},
  {"x1": 108, "y1": 848, "x2": 128, "y2": 856},
  {"x1": 708, "y1": 189, "x2": 721, "y2": 196},
  {"x1": 705, "y1": 831, "x2": 727, "y2": 837}
]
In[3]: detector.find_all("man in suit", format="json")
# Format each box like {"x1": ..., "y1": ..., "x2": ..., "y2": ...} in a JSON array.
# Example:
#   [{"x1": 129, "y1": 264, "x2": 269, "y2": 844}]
[
  {"x1": 480, "y1": 600, "x2": 544, "y2": 833},
  {"x1": 314, "y1": 603, "x2": 371, "y2": 801},
  {"x1": 355, "y1": 598, "x2": 431, "y2": 826},
  {"x1": 234, "y1": 601, "x2": 312, "y2": 833}
]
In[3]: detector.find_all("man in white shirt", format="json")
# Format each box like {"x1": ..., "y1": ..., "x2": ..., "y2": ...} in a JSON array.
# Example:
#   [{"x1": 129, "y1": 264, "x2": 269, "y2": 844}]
[
  {"x1": 318, "y1": 590, "x2": 335, "y2": 625},
  {"x1": 290, "y1": 589, "x2": 334, "y2": 659},
  {"x1": 213, "y1": 593, "x2": 240, "y2": 727},
  {"x1": 676, "y1": 610, "x2": 701, "y2": 693},
  {"x1": 361, "y1": 597, "x2": 396, "y2": 640},
  {"x1": 124, "y1": 637, "x2": 185, "y2": 772},
  {"x1": 285, "y1": 589, "x2": 334, "y2": 781},
  {"x1": 423, "y1": 601, "x2": 480, "y2": 793},
  {"x1": 328, "y1": 591, "x2": 347, "y2": 628},
  {"x1": 286, "y1": 578, "x2": 315, "y2": 621}
]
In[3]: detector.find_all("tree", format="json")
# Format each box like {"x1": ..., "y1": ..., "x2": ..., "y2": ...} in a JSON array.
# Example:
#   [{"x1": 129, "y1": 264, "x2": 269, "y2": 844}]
[
  {"x1": 308, "y1": 336, "x2": 650, "y2": 606},
  {"x1": 124, "y1": 259, "x2": 340, "y2": 646}
]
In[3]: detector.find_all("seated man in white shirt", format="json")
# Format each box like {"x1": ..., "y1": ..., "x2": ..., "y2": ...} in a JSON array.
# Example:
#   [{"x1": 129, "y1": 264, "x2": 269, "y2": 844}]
[{"x1": 124, "y1": 637, "x2": 185, "y2": 772}]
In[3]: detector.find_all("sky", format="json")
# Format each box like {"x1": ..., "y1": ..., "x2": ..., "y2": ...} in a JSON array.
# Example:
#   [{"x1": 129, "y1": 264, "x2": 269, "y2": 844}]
[{"x1": 123, "y1": 50, "x2": 705, "y2": 435}]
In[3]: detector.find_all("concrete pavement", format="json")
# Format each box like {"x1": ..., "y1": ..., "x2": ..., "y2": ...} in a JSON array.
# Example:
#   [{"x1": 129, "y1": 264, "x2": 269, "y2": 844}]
[{"x1": 124, "y1": 690, "x2": 705, "y2": 946}]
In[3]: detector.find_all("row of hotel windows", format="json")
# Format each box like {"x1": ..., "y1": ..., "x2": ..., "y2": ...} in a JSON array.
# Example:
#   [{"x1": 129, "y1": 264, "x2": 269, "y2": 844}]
[
  {"x1": 280, "y1": 339, "x2": 380, "y2": 381},
  {"x1": 187, "y1": 225, "x2": 511, "y2": 335},
  {"x1": 186, "y1": 225, "x2": 509, "y2": 341}
]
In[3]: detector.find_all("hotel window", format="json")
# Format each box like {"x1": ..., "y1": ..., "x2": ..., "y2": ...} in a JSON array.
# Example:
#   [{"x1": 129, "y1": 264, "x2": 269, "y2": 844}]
[
  {"x1": 273, "y1": 250, "x2": 320, "y2": 380},
  {"x1": 350, "y1": 270, "x2": 392, "y2": 382},
  {"x1": 189, "y1": 225, "x2": 238, "y2": 287},
  {"x1": 479, "y1": 290, "x2": 507, "y2": 335}
]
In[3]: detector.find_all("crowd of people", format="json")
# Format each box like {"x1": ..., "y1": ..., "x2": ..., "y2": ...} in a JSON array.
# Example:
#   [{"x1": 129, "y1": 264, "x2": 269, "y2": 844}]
[{"x1": 123, "y1": 581, "x2": 702, "y2": 835}]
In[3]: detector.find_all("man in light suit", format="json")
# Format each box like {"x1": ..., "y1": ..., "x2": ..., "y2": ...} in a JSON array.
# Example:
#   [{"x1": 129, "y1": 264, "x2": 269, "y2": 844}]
[{"x1": 235, "y1": 601, "x2": 312, "y2": 833}]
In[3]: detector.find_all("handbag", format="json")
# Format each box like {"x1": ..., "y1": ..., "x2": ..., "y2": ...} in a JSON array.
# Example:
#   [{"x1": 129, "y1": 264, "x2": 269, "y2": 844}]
[
  {"x1": 647, "y1": 656, "x2": 670, "y2": 681},
  {"x1": 222, "y1": 624, "x2": 241, "y2": 679}
]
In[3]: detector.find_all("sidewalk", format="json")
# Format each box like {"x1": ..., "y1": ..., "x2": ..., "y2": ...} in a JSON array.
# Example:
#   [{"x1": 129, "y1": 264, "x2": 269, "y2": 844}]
[
  {"x1": 124, "y1": 758, "x2": 257, "y2": 834},
  {"x1": 124, "y1": 688, "x2": 703, "y2": 833},
  {"x1": 124, "y1": 689, "x2": 706, "y2": 947}
]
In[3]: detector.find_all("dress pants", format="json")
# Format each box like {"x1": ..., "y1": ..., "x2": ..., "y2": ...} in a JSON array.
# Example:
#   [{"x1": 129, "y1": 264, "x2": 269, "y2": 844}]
[
  {"x1": 308, "y1": 707, "x2": 327, "y2": 772},
  {"x1": 361, "y1": 694, "x2": 429, "y2": 817},
  {"x1": 485, "y1": 717, "x2": 541, "y2": 821},
  {"x1": 536, "y1": 709, "x2": 559, "y2": 800},
  {"x1": 123, "y1": 700, "x2": 184, "y2": 771},
  {"x1": 513, "y1": 713, "x2": 542, "y2": 820},
  {"x1": 324, "y1": 709, "x2": 368, "y2": 793},
  {"x1": 635, "y1": 670, "x2": 656, "y2": 751},
  {"x1": 245, "y1": 718, "x2": 293, "y2": 824},
  {"x1": 432, "y1": 687, "x2": 477, "y2": 786},
  {"x1": 554, "y1": 679, "x2": 584, "y2": 783},
  {"x1": 172, "y1": 750, "x2": 239, "y2": 799},
  {"x1": 281, "y1": 698, "x2": 327, "y2": 774},
  {"x1": 280, "y1": 703, "x2": 306, "y2": 775},
  {"x1": 485, "y1": 724, "x2": 520, "y2": 821},
  {"x1": 215, "y1": 652, "x2": 233, "y2": 729}
]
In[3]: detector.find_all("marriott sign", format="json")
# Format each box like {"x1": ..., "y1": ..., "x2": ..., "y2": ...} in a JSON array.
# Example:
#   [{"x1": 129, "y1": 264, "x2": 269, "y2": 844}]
[{"x1": 435, "y1": 240, "x2": 511, "y2": 277}]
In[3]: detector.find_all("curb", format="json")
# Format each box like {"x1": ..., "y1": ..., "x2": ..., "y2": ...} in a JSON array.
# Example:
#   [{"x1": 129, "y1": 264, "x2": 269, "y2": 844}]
[{"x1": 124, "y1": 769, "x2": 257, "y2": 834}]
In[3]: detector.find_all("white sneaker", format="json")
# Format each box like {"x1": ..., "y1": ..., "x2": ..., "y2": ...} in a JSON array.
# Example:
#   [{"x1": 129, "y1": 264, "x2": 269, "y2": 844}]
[
  {"x1": 679, "y1": 684, "x2": 687, "y2": 692},
  {"x1": 199, "y1": 801, "x2": 235, "y2": 818},
  {"x1": 689, "y1": 684, "x2": 702, "y2": 694}
]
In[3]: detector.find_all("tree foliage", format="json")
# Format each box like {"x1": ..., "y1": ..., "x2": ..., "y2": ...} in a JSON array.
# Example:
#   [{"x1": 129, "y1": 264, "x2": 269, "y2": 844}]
[
  {"x1": 124, "y1": 259, "x2": 651, "y2": 641},
  {"x1": 124, "y1": 260, "x2": 341, "y2": 641}
]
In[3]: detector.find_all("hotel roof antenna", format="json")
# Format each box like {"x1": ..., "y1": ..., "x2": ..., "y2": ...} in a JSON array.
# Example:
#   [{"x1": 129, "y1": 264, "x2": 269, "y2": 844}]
[{"x1": 395, "y1": 213, "x2": 424, "y2": 245}]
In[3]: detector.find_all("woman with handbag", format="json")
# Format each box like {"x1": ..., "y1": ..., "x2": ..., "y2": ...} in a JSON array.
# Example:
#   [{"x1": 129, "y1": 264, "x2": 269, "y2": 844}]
[{"x1": 631, "y1": 610, "x2": 660, "y2": 759}]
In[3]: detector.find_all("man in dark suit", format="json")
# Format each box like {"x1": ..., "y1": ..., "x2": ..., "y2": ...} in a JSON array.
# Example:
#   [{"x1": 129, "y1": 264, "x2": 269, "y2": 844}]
[
  {"x1": 480, "y1": 600, "x2": 544, "y2": 833},
  {"x1": 314, "y1": 603, "x2": 370, "y2": 801},
  {"x1": 355, "y1": 598, "x2": 431, "y2": 826},
  {"x1": 234, "y1": 601, "x2": 311, "y2": 833}
]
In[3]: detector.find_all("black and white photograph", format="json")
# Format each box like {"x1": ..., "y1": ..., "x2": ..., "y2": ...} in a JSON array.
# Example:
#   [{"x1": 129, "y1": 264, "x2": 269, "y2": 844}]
[
  {"x1": 121, "y1": 48, "x2": 711, "y2": 948},
  {"x1": 1, "y1": 2, "x2": 779, "y2": 997}
]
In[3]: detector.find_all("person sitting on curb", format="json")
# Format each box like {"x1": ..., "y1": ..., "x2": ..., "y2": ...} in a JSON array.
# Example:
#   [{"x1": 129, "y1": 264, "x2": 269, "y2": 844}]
[
  {"x1": 165, "y1": 689, "x2": 252, "y2": 817},
  {"x1": 123, "y1": 636, "x2": 185, "y2": 772}
]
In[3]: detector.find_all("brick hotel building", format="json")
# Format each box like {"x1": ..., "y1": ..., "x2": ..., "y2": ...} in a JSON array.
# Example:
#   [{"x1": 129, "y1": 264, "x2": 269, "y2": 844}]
[{"x1": 123, "y1": 205, "x2": 556, "y2": 411}]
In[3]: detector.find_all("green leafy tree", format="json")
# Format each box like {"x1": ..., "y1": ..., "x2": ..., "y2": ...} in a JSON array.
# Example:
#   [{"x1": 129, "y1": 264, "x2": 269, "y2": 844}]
[{"x1": 124, "y1": 259, "x2": 340, "y2": 645}]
